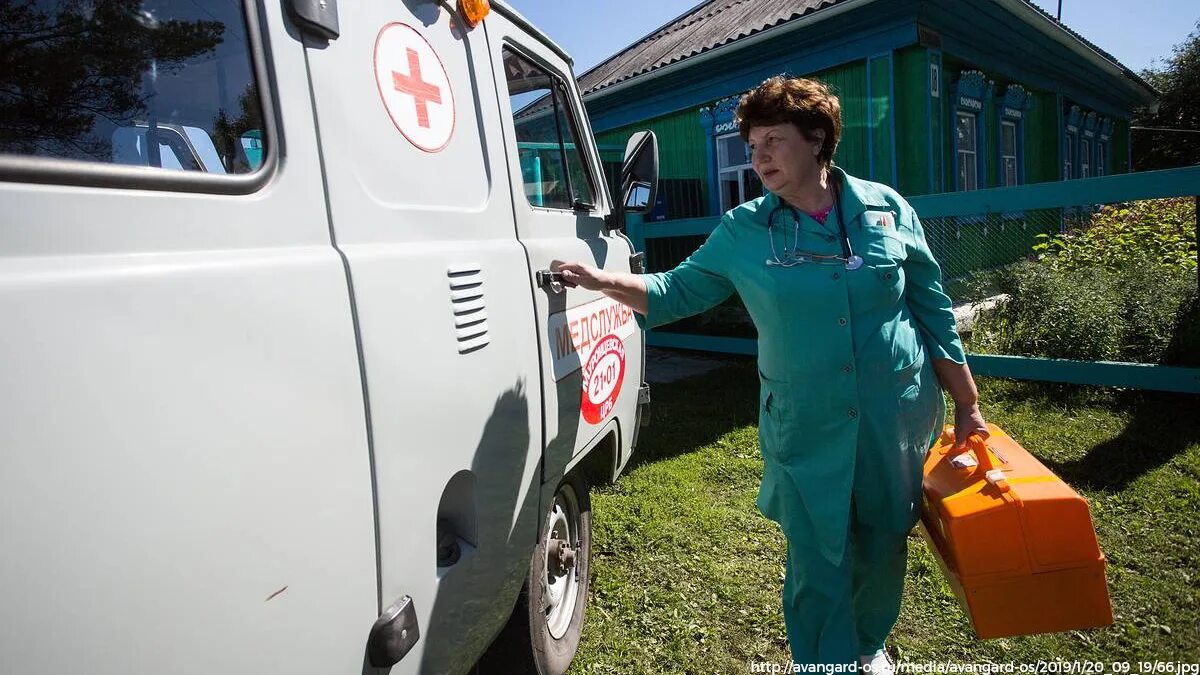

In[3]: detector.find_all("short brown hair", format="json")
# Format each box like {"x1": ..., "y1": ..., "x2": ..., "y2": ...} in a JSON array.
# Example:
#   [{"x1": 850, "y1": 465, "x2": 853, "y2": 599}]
[{"x1": 736, "y1": 76, "x2": 842, "y2": 168}]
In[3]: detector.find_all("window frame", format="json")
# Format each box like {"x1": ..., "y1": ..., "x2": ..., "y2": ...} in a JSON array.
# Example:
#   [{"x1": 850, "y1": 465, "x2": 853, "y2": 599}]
[
  {"x1": 954, "y1": 111, "x2": 979, "y2": 192},
  {"x1": 1080, "y1": 137, "x2": 1091, "y2": 178},
  {"x1": 999, "y1": 119, "x2": 1020, "y2": 187},
  {"x1": 715, "y1": 132, "x2": 759, "y2": 211},
  {"x1": 501, "y1": 43, "x2": 603, "y2": 214},
  {"x1": 1064, "y1": 131, "x2": 1076, "y2": 179},
  {"x1": 0, "y1": 0, "x2": 277, "y2": 194}
]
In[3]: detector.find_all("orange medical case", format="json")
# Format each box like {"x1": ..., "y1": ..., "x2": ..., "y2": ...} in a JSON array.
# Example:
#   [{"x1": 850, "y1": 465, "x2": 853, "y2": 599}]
[{"x1": 919, "y1": 423, "x2": 1113, "y2": 639}]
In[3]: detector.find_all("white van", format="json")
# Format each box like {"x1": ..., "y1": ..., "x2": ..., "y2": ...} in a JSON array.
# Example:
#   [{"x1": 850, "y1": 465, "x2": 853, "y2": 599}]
[{"x1": 0, "y1": 1, "x2": 657, "y2": 673}]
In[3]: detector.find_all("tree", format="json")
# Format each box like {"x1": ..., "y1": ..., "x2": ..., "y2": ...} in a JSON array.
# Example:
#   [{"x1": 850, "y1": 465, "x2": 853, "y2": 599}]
[
  {"x1": 0, "y1": 0, "x2": 224, "y2": 161},
  {"x1": 1133, "y1": 20, "x2": 1200, "y2": 170}
]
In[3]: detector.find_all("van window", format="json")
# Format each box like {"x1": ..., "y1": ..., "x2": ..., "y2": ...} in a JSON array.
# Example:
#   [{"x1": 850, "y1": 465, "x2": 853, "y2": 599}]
[
  {"x1": 0, "y1": 0, "x2": 266, "y2": 174},
  {"x1": 502, "y1": 48, "x2": 595, "y2": 210}
]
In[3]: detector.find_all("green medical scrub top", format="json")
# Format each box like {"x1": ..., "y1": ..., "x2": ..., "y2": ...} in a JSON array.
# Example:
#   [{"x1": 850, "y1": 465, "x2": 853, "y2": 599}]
[{"x1": 638, "y1": 167, "x2": 966, "y2": 565}]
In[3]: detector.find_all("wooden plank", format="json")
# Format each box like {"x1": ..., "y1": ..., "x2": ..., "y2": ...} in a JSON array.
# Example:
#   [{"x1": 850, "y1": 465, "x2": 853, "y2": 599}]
[
  {"x1": 646, "y1": 332, "x2": 757, "y2": 355},
  {"x1": 909, "y1": 165, "x2": 1200, "y2": 218},
  {"x1": 967, "y1": 354, "x2": 1200, "y2": 394}
]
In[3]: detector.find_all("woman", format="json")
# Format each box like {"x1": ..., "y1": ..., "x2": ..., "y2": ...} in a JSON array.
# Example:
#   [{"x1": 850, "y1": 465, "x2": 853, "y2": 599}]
[{"x1": 559, "y1": 76, "x2": 988, "y2": 670}]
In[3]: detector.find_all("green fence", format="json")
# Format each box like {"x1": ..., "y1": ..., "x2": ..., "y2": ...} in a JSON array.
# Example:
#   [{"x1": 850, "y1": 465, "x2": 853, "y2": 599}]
[{"x1": 628, "y1": 166, "x2": 1200, "y2": 392}]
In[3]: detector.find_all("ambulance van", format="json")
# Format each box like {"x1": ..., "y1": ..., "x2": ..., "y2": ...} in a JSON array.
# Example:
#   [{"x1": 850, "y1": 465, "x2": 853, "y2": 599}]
[{"x1": 0, "y1": 1, "x2": 657, "y2": 673}]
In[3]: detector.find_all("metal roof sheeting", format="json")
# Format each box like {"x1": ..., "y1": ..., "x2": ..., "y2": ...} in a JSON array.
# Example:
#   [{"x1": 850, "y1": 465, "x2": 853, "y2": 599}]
[
  {"x1": 576, "y1": 0, "x2": 1152, "y2": 100},
  {"x1": 578, "y1": 0, "x2": 846, "y2": 96}
]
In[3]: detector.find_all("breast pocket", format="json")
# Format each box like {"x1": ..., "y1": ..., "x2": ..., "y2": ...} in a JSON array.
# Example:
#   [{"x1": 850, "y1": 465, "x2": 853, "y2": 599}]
[
  {"x1": 857, "y1": 210, "x2": 905, "y2": 263},
  {"x1": 847, "y1": 261, "x2": 904, "y2": 314}
]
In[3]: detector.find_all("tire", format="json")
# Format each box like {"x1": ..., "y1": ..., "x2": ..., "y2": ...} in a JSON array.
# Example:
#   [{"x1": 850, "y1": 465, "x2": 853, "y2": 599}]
[{"x1": 479, "y1": 474, "x2": 592, "y2": 675}]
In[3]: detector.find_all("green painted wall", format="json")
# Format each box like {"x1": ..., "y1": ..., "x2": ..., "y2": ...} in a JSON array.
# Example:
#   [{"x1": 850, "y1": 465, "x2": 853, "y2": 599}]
[
  {"x1": 814, "y1": 60, "x2": 870, "y2": 179},
  {"x1": 596, "y1": 107, "x2": 708, "y2": 183},
  {"x1": 895, "y1": 46, "x2": 930, "y2": 196},
  {"x1": 1023, "y1": 90, "x2": 1060, "y2": 184},
  {"x1": 931, "y1": 52, "x2": 945, "y2": 193},
  {"x1": 1112, "y1": 119, "x2": 1130, "y2": 174},
  {"x1": 983, "y1": 89, "x2": 998, "y2": 187},
  {"x1": 941, "y1": 62, "x2": 958, "y2": 193},
  {"x1": 869, "y1": 56, "x2": 894, "y2": 186}
]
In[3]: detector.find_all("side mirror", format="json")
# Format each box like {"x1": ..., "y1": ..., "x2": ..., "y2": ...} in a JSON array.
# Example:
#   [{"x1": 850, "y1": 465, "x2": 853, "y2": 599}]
[{"x1": 618, "y1": 130, "x2": 659, "y2": 214}]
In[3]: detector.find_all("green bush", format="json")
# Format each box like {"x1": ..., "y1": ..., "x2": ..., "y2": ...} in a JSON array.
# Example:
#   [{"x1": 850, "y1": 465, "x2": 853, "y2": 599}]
[
  {"x1": 972, "y1": 261, "x2": 1126, "y2": 361},
  {"x1": 972, "y1": 198, "x2": 1199, "y2": 365},
  {"x1": 1033, "y1": 198, "x2": 1197, "y2": 272}
]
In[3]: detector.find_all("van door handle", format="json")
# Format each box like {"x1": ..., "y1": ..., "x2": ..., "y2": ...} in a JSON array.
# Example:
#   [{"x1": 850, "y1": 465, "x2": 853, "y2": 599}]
[{"x1": 536, "y1": 269, "x2": 565, "y2": 294}]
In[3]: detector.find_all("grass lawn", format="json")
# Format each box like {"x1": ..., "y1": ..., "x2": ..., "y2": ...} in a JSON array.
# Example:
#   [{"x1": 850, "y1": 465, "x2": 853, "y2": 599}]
[{"x1": 567, "y1": 358, "x2": 1200, "y2": 674}]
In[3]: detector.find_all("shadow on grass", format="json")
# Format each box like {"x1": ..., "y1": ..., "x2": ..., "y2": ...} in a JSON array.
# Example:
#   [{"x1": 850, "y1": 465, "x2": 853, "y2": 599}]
[
  {"x1": 990, "y1": 380, "x2": 1200, "y2": 492},
  {"x1": 626, "y1": 356, "x2": 760, "y2": 473},
  {"x1": 1047, "y1": 394, "x2": 1200, "y2": 491}
]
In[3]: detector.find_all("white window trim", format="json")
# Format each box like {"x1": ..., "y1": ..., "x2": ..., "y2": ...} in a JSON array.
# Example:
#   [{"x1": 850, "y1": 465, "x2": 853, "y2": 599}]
[{"x1": 717, "y1": 132, "x2": 755, "y2": 210}]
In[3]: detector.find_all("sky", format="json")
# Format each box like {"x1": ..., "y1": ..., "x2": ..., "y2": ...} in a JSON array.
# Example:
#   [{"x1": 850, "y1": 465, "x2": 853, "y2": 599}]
[{"x1": 504, "y1": 0, "x2": 1199, "y2": 77}]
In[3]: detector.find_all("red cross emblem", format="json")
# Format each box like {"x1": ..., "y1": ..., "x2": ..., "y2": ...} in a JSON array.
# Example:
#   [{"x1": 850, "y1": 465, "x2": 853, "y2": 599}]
[
  {"x1": 392, "y1": 48, "x2": 441, "y2": 129},
  {"x1": 374, "y1": 22, "x2": 455, "y2": 152}
]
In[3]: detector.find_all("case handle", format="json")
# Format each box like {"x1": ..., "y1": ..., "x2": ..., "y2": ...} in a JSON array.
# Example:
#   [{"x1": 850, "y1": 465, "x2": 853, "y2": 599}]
[{"x1": 943, "y1": 429, "x2": 1011, "y2": 492}]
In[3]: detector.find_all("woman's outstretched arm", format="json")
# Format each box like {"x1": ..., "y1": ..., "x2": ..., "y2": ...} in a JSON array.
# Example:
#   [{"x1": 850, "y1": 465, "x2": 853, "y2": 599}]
[{"x1": 557, "y1": 263, "x2": 649, "y2": 316}]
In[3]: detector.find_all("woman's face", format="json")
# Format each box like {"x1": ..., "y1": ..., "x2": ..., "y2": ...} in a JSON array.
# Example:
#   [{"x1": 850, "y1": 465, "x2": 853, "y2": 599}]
[{"x1": 748, "y1": 123, "x2": 825, "y2": 195}]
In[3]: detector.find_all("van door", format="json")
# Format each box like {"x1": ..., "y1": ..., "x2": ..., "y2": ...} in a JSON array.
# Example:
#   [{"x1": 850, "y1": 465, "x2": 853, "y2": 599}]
[
  {"x1": 484, "y1": 12, "x2": 645, "y2": 487},
  {"x1": 0, "y1": 2, "x2": 376, "y2": 674},
  {"x1": 298, "y1": 4, "x2": 544, "y2": 674}
]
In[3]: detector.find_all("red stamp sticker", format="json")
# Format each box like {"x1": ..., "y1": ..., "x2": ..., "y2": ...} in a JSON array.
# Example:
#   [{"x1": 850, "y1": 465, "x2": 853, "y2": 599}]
[{"x1": 580, "y1": 334, "x2": 626, "y2": 425}]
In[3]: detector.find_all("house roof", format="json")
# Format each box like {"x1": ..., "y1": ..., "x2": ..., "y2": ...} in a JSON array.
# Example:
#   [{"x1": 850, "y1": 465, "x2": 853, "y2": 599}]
[
  {"x1": 577, "y1": 0, "x2": 846, "y2": 97},
  {"x1": 576, "y1": 0, "x2": 1155, "y2": 101}
]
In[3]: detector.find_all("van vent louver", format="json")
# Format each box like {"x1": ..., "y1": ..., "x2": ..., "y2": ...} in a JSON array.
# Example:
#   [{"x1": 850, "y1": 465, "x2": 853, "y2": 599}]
[{"x1": 448, "y1": 264, "x2": 489, "y2": 353}]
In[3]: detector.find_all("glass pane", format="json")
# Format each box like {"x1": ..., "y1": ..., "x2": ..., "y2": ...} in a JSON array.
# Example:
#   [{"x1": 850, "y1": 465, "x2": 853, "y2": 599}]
[
  {"x1": 1, "y1": 0, "x2": 265, "y2": 174},
  {"x1": 956, "y1": 113, "x2": 976, "y2": 152},
  {"x1": 719, "y1": 171, "x2": 740, "y2": 212},
  {"x1": 1065, "y1": 135, "x2": 1075, "y2": 178},
  {"x1": 742, "y1": 169, "x2": 763, "y2": 202},
  {"x1": 958, "y1": 151, "x2": 977, "y2": 191},
  {"x1": 506, "y1": 49, "x2": 582, "y2": 210},
  {"x1": 554, "y1": 81, "x2": 593, "y2": 206},
  {"x1": 1004, "y1": 158, "x2": 1017, "y2": 187},
  {"x1": 717, "y1": 135, "x2": 749, "y2": 169},
  {"x1": 1002, "y1": 122, "x2": 1017, "y2": 156}
]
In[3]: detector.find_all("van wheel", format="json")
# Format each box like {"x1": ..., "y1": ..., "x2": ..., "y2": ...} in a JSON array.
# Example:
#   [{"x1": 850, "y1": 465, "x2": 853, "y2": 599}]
[{"x1": 480, "y1": 474, "x2": 591, "y2": 675}]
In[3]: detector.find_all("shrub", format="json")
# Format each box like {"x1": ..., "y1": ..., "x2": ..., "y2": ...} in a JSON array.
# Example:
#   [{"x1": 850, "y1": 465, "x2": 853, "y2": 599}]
[
  {"x1": 1032, "y1": 198, "x2": 1197, "y2": 272},
  {"x1": 972, "y1": 198, "x2": 1199, "y2": 365},
  {"x1": 972, "y1": 261, "x2": 1126, "y2": 361}
]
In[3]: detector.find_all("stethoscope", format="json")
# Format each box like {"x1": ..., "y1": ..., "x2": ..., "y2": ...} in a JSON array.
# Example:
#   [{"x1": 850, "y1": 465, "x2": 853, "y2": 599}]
[{"x1": 765, "y1": 178, "x2": 864, "y2": 270}]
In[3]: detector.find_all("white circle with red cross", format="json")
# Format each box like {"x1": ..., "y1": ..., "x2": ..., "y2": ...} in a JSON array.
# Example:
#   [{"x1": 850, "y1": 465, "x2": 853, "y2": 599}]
[{"x1": 373, "y1": 22, "x2": 455, "y2": 152}]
